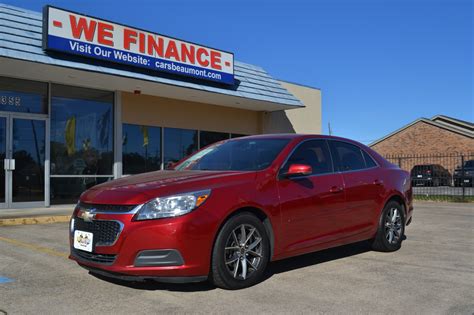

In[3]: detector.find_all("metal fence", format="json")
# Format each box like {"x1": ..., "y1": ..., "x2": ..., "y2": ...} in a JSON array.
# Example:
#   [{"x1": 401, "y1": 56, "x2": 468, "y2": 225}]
[{"x1": 384, "y1": 153, "x2": 474, "y2": 200}]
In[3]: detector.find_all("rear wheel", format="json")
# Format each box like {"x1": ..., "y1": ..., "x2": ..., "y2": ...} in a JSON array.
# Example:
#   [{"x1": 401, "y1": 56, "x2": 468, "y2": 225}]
[
  {"x1": 370, "y1": 201, "x2": 405, "y2": 252},
  {"x1": 210, "y1": 213, "x2": 270, "y2": 290}
]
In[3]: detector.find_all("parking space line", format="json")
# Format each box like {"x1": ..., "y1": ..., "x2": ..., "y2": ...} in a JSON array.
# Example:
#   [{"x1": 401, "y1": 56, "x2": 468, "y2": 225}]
[
  {"x1": 0, "y1": 236, "x2": 69, "y2": 259},
  {"x1": 0, "y1": 276, "x2": 14, "y2": 284}
]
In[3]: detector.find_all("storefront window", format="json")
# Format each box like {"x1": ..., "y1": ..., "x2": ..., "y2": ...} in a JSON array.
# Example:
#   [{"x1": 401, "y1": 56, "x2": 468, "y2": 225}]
[
  {"x1": 199, "y1": 131, "x2": 230, "y2": 148},
  {"x1": 50, "y1": 177, "x2": 112, "y2": 204},
  {"x1": 231, "y1": 133, "x2": 247, "y2": 138},
  {"x1": 50, "y1": 85, "x2": 114, "y2": 204},
  {"x1": 164, "y1": 127, "x2": 198, "y2": 169},
  {"x1": 0, "y1": 76, "x2": 48, "y2": 114},
  {"x1": 123, "y1": 123, "x2": 162, "y2": 174}
]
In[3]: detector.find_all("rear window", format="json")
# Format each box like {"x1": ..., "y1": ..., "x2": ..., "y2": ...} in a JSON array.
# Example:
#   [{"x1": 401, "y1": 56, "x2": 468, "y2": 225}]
[
  {"x1": 362, "y1": 150, "x2": 377, "y2": 168},
  {"x1": 329, "y1": 141, "x2": 366, "y2": 172}
]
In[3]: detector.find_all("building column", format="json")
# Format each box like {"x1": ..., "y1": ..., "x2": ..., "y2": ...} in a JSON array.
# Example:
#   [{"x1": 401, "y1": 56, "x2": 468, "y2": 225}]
[{"x1": 113, "y1": 91, "x2": 123, "y2": 179}]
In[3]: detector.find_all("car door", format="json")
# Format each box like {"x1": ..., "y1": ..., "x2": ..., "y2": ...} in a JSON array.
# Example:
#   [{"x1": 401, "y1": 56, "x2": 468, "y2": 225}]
[
  {"x1": 328, "y1": 141, "x2": 384, "y2": 237},
  {"x1": 277, "y1": 139, "x2": 346, "y2": 254}
]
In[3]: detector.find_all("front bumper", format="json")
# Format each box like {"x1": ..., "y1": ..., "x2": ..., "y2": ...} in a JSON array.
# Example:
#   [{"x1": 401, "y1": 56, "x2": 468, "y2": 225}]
[
  {"x1": 453, "y1": 176, "x2": 473, "y2": 186},
  {"x1": 80, "y1": 264, "x2": 208, "y2": 283},
  {"x1": 69, "y1": 207, "x2": 217, "y2": 281}
]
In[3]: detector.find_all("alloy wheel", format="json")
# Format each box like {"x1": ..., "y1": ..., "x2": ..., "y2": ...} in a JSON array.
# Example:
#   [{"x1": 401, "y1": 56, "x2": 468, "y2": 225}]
[
  {"x1": 224, "y1": 224, "x2": 263, "y2": 280},
  {"x1": 384, "y1": 207, "x2": 402, "y2": 244}
]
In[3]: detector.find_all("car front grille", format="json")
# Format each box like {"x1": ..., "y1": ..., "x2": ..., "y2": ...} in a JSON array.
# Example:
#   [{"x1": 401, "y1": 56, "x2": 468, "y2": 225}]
[
  {"x1": 78, "y1": 202, "x2": 137, "y2": 213},
  {"x1": 71, "y1": 248, "x2": 117, "y2": 265},
  {"x1": 73, "y1": 218, "x2": 122, "y2": 246}
]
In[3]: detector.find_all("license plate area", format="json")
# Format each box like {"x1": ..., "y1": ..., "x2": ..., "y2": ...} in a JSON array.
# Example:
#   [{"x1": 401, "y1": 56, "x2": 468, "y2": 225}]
[{"x1": 73, "y1": 230, "x2": 93, "y2": 252}]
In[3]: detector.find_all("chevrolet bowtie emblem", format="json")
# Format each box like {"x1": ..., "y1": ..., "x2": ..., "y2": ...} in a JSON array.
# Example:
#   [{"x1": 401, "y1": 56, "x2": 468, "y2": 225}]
[{"x1": 80, "y1": 209, "x2": 96, "y2": 222}]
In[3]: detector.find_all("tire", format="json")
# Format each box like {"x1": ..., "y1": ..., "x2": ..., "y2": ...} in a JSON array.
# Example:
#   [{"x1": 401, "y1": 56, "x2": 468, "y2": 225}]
[
  {"x1": 210, "y1": 212, "x2": 270, "y2": 290},
  {"x1": 370, "y1": 201, "x2": 405, "y2": 252}
]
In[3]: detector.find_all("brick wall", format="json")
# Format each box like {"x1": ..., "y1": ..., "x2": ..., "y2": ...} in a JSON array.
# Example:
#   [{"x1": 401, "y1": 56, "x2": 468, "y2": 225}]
[
  {"x1": 371, "y1": 121, "x2": 474, "y2": 177},
  {"x1": 371, "y1": 121, "x2": 474, "y2": 156}
]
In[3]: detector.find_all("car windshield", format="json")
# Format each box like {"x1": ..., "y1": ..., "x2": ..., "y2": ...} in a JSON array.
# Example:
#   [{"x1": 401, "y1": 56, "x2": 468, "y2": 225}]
[
  {"x1": 174, "y1": 138, "x2": 290, "y2": 171},
  {"x1": 464, "y1": 160, "x2": 474, "y2": 168}
]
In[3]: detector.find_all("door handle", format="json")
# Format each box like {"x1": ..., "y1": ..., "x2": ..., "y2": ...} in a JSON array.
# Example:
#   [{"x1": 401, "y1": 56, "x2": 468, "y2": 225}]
[
  {"x1": 374, "y1": 179, "x2": 384, "y2": 186},
  {"x1": 329, "y1": 186, "x2": 344, "y2": 193}
]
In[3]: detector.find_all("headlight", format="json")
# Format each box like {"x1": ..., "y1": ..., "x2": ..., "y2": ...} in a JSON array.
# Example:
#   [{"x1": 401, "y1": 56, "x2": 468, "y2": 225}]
[{"x1": 134, "y1": 189, "x2": 211, "y2": 221}]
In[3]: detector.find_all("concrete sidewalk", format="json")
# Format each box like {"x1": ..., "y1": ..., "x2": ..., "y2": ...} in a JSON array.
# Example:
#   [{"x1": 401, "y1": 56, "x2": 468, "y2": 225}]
[{"x1": 0, "y1": 205, "x2": 74, "y2": 226}]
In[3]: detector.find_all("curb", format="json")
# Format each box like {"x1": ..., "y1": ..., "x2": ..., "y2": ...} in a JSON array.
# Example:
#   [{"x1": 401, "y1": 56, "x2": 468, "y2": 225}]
[{"x1": 0, "y1": 215, "x2": 71, "y2": 226}]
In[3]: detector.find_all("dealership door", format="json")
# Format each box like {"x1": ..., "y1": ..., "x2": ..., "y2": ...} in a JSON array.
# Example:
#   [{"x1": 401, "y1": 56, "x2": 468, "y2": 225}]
[{"x1": 0, "y1": 114, "x2": 46, "y2": 208}]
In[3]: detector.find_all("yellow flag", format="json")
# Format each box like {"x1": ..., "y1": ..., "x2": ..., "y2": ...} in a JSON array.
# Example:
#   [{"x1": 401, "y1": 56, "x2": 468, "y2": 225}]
[
  {"x1": 140, "y1": 125, "x2": 149, "y2": 147},
  {"x1": 65, "y1": 116, "x2": 76, "y2": 156}
]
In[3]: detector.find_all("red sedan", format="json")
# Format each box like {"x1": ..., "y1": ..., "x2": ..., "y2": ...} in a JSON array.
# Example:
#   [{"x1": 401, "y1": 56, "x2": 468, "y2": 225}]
[{"x1": 70, "y1": 134, "x2": 413, "y2": 289}]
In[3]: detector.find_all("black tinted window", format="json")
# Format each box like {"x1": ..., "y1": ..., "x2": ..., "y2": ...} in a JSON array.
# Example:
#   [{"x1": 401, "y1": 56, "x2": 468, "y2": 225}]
[
  {"x1": 282, "y1": 140, "x2": 333, "y2": 175},
  {"x1": 123, "y1": 124, "x2": 162, "y2": 174},
  {"x1": 329, "y1": 141, "x2": 366, "y2": 172},
  {"x1": 465, "y1": 160, "x2": 474, "y2": 168},
  {"x1": 362, "y1": 150, "x2": 377, "y2": 168},
  {"x1": 199, "y1": 131, "x2": 229, "y2": 148},
  {"x1": 50, "y1": 84, "x2": 114, "y2": 175},
  {"x1": 164, "y1": 128, "x2": 198, "y2": 169}
]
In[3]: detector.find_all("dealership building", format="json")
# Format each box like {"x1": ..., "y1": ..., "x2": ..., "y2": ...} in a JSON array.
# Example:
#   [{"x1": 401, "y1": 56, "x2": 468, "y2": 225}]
[{"x1": 0, "y1": 4, "x2": 321, "y2": 209}]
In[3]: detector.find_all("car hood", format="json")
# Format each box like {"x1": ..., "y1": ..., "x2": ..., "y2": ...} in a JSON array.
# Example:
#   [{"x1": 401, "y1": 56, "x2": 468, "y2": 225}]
[{"x1": 80, "y1": 170, "x2": 253, "y2": 205}]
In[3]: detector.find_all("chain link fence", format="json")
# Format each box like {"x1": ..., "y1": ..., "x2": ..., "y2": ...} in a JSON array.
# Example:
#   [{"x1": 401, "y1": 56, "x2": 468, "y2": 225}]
[{"x1": 384, "y1": 153, "x2": 474, "y2": 201}]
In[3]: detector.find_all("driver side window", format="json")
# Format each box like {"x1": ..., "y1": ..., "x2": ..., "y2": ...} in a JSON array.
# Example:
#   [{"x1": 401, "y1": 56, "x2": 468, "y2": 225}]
[{"x1": 281, "y1": 140, "x2": 334, "y2": 175}]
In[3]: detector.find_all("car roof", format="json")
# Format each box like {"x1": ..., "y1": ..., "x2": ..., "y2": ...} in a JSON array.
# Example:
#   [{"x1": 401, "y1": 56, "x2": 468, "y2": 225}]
[{"x1": 233, "y1": 133, "x2": 361, "y2": 143}]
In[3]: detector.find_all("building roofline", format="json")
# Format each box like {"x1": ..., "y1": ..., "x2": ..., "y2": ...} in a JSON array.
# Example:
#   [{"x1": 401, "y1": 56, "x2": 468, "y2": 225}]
[
  {"x1": 276, "y1": 79, "x2": 321, "y2": 91},
  {"x1": 431, "y1": 115, "x2": 474, "y2": 129},
  {"x1": 0, "y1": 3, "x2": 305, "y2": 110},
  {"x1": 369, "y1": 117, "x2": 474, "y2": 147}
]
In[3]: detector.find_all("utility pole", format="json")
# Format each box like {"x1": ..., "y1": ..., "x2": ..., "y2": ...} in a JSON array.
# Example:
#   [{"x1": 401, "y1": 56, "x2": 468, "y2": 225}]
[{"x1": 328, "y1": 122, "x2": 332, "y2": 135}]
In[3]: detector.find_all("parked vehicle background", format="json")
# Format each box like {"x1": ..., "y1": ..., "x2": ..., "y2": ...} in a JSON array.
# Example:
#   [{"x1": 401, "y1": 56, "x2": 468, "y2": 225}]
[
  {"x1": 385, "y1": 153, "x2": 474, "y2": 200},
  {"x1": 410, "y1": 164, "x2": 451, "y2": 187},
  {"x1": 453, "y1": 159, "x2": 474, "y2": 187}
]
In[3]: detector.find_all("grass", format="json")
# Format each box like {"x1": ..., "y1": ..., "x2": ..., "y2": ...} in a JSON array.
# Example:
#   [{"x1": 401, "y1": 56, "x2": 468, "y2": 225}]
[{"x1": 414, "y1": 195, "x2": 474, "y2": 203}]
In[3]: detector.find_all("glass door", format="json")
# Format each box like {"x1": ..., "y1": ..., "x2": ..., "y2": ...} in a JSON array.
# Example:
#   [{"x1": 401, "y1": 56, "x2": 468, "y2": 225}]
[
  {"x1": 2, "y1": 114, "x2": 46, "y2": 208},
  {"x1": 0, "y1": 116, "x2": 6, "y2": 208}
]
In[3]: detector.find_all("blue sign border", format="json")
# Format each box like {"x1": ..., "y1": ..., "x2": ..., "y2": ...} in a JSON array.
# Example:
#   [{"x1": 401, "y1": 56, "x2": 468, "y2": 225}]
[{"x1": 42, "y1": 5, "x2": 235, "y2": 85}]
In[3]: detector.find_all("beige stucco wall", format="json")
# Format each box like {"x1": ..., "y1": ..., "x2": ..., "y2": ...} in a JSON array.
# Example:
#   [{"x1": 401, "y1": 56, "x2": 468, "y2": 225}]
[
  {"x1": 263, "y1": 81, "x2": 322, "y2": 134},
  {"x1": 122, "y1": 81, "x2": 322, "y2": 136},
  {"x1": 122, "y1": 92, "x2": 262, "y2": 135}
]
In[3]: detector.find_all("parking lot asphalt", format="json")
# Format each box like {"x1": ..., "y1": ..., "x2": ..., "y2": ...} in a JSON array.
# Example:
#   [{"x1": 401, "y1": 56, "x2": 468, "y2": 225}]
[{"x1": 0, "y1": 202, "x2": 473, "y2": 314}]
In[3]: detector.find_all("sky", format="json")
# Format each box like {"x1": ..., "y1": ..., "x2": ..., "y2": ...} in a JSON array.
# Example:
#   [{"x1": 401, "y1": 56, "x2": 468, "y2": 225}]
[{"x1": 4, "y1": 0, "x2": 473, "y2": 144}]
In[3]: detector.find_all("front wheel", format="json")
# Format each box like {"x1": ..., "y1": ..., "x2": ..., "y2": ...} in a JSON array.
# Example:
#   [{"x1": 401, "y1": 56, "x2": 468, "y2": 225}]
[
  {"x1": 370, "y1": 201, "x2": 405, "y2": 252},
  {"x1": 210, "y1": 213, "x2": 270, "y2": 290}
]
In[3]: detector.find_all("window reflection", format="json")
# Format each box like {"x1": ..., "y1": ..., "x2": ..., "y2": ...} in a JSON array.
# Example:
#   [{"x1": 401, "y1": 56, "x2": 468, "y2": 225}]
[
  {"x1": 12, "y1": 119, "x2": 45, "y2": 202},
  {"x1": 199, "y1": 131, "x2": 229, "y2": 148},
  {"x1": 0, "y1": 118, "x2": 6, "y2": 203},
  {"x1": 0, "y1": 76, "x2": 48, "y2": 114},
  {"x1": 50, "y1": 85, "x2": 114, "y2": 176},
  {"x1": 123, "y1": 124, "x2": 162, "y2": 174},
  {"x1": 50, "y1": 177, "x2": 112, "y2": 205},
  {"x1": 164, "y1": 128, "x2": 198, "y2": 169},
  {"x1": 231, "y1": 133, "x2": 247, "y2": 139}
]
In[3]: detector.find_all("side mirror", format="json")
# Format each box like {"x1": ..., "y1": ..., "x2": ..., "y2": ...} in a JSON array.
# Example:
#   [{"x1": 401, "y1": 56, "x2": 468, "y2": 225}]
[{"x1": 284, "y1": 164, "x2": 312, "y2": 178}]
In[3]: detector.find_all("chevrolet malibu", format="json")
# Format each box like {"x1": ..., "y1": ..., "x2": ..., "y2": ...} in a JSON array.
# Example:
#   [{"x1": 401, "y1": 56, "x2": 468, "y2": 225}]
[{"x1": 70, "y1": 134, "x2": 413, "y2": 290}]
